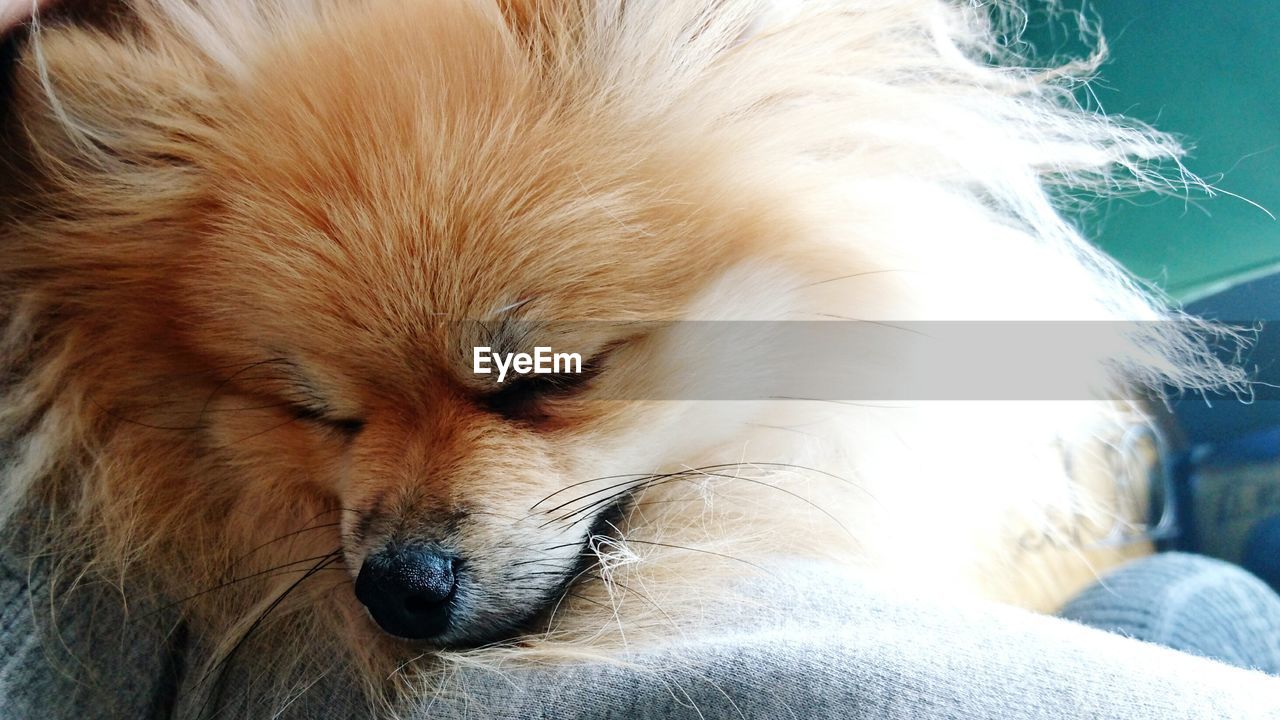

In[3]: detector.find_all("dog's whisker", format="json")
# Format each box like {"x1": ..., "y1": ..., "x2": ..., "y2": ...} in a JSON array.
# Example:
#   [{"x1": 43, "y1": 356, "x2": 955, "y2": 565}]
[
  {"x1": 538, "y1": 561, "x2": 610, "y2": 639},
  {"x1": 141, "y1": 550, "x2": 345, "y2": 620},
  {"x1": 207, "y1": 416, "x2": 304, "y2": 450},
  {"x1": 195, "y1": 357, "x2": 292, "y2": 426},
  {"x1": 536, "y1": 475, "x2": 662, "y2": 527},
  {"x1": 539, "y1": 472, "x2": 695, "y2": 528},
  {"x1": 801, "y1": 268, "x2": 912, "y2": 288},
  {"x1": 539, "y1": 461, "x2": 867, "y2": 527},
  {"x1": 227, "y1": 519, "x2": 344, "y2": 568},
  {"x1": 193, "y1": 550, "x2": 342, "y2": 720},
  {"x1": 649, "y1": 470, "x2": 855, "y2": 538},
  {"x1": 767, "y1": 396, "x2": 913, "y2": 410},
  {"x1": 620, "y1": 538, "x2": 769, "y2": 575},
  {"x1": 510, "y1": 570, "x2": 575, "y2": 579},
  {"x1": 528, "y1": 471, "x2": 660, "y2": 510},
  {"x1": 541, "y1": 462, "x2": 864, "y2": 542},
  {"x1": 537, "y1": 540, "x2": 592, "y2": 552},
  {"x1": 507, "y1": 556, "x2": 573, "y2": 569}
]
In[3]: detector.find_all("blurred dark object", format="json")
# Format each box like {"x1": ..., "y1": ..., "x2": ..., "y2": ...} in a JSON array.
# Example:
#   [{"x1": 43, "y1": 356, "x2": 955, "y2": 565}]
[{"x1": 1162, "y1": 272, "x2": 1280, "y2": 593}]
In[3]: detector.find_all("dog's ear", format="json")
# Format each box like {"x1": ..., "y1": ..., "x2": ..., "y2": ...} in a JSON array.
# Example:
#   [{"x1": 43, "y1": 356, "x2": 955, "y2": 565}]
[
  {"x1": 1, "y1": 13, "x2": 224, "y2": 282},
  {"x1": 13, "y1": 20, "x2": 214, "y2": 171},
  {"x1": 4, "y1": 15, "x2": 218, "y2": 236}
]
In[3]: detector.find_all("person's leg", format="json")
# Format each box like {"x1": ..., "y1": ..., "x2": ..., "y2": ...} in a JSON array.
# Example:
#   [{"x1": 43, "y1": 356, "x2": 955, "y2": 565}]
[{"x1": 1059, "y1": 552, "x2": 1280, "y2": 674}]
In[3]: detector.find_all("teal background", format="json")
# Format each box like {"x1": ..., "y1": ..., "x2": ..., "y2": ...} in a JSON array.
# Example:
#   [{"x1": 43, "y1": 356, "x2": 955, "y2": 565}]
[{"x1": 1029, "y1": 1, "x2": 1280, "y2": 301}]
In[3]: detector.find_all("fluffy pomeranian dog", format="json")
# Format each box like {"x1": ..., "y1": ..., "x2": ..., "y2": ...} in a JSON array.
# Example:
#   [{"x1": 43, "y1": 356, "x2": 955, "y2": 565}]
[{"x1": 0, "y1": 0, "x2": 1244, "y2": 715}]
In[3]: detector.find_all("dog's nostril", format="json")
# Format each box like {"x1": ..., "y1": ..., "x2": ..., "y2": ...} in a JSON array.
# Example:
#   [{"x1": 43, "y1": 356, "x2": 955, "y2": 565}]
[
  {"x1": 392, "y1": 548, "x2": 456, "y2": 604},
  {"x1": 354, "y1": 544, "x2": 458, "y2": 640}
]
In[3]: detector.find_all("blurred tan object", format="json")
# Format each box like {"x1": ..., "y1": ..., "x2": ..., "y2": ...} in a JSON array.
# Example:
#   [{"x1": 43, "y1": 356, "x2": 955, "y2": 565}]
[{"x1": 998, "y1": 417, "x2": 1167, "y2": 612}]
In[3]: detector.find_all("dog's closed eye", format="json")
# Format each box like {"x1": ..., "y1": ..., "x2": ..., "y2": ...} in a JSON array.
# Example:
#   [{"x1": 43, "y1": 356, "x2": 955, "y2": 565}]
[
  {"x1": 483, "y1": 361, "x2": 602, "y2": 422},
  {"x1": 288, "y1": 403, "x2": 365, "y2": 436}
]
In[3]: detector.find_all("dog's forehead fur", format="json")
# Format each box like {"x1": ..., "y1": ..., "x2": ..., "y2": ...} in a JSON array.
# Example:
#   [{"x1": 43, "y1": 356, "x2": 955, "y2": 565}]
[{"x1": 176, "y1": 0, "x2": 780, "y2": 389}]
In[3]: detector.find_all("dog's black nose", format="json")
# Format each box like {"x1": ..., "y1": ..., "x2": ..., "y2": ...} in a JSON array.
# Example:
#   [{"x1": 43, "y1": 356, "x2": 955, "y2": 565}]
[{"x1": 354, "y1": 544, "x2": 458, "y2": 640}]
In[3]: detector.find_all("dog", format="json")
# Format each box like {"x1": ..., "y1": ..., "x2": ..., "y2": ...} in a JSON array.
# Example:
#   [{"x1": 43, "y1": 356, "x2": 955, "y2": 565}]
[{"x1": 0, "y1": 0, "x2": 1242, "y2": 714}]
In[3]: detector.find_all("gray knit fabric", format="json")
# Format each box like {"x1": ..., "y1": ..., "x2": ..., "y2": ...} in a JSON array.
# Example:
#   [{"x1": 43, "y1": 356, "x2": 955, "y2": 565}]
[
  {"x1": 0, "y1": 554, "x2": 178, "y2": 720},
  {"x1": 1060, "y1": 552, "x2": 1280, "y2": 675},
  {"x1": 4, "y1": 551, "x2": 1280, "y2": 720}
]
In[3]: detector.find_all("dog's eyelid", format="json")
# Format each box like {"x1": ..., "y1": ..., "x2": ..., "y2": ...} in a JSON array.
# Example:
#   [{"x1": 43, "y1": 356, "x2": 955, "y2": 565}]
[
  {"x1": 490, "y1": 366, "x2": 593, "y2": 399},
  {"x1": 289, "y1": 403, "x2": 366, "y2": 435},
  {"x1": 481, "y1": 356, "x2": 604, "y2": 420},
  {"x1": 268, "y1": 358, "x2": 365, "y2": 434}
]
